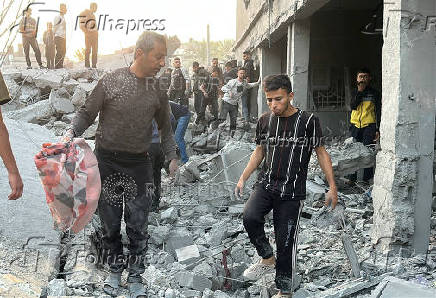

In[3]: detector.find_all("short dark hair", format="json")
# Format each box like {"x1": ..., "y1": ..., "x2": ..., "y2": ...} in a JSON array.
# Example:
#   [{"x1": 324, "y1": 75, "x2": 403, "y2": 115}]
[
  {"x1": 212, "y1": 58, "x2": 218, "y2": 61},
  {"x1": 165, "y1": 67, "x2": 172, "y2": 73},
  {"x1": 237, "y1": 67, "x2": 246, "y2": 72},
  {"x1": 243, "y1": 51, "x2": 250, "y2": 55},
  {"x1": 174, "y1": 57, "x2": 180, "y2": 61},
  {"x1": 356, "y1": 67, "x2": 371, "y2": 76},
  {"x1": 225, "y1": 61, "x2": 232, "y2": 68},
  {"x1": 263, "y1": 74, "x2": 293, "y2": 93},
  {"x1": 134, "y1": 31, "x2": 166, "y2": 59},
  {"x1": 193, "y1": 61, "x2": 199, "y2": 67},
  {"x1": 211, "y1": 66, "x2": 220, "y2": 74}
]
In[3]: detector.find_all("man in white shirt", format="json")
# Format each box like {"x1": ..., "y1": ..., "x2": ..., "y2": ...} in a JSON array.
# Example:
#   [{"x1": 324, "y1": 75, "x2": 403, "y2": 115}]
[
  {"x1": 220, "y1": 67, "x2": 259, "y2": 135},
  {"x1": 53, "y1": 3, "x2": 67, "y2": 68}
]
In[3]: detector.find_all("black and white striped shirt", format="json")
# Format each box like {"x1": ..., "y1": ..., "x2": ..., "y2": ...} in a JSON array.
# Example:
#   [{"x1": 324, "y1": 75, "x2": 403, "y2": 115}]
[{"x1": 255, "y1": 109, "x2": 323, "y2": 200}]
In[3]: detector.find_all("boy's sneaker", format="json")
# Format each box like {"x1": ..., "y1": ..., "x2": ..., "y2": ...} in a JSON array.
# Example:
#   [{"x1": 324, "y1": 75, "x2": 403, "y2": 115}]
[{"x1": 243, "y1": 259, "x2": 275, "y2": 281}]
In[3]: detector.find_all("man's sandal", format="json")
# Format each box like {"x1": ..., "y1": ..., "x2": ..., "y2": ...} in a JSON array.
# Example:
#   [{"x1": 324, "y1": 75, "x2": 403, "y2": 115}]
[
  {"x1": 128, "y1": 281, "x2": 147, "y2": 298},
  {"x1": 103, "y1": 272, "x2": 122, "y2": 297}
]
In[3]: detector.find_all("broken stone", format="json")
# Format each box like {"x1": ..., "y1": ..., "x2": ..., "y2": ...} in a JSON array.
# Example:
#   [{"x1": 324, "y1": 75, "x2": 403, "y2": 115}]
[
  {"x1": 213, "y1": 290, "x2": 231, "y2": 298},
  {"x1": 78, "y1": 81, "x2": 97, "y2": 94},
  {"x1": 175, "y1": 271, "x2": 212, "y2": 291},
  {"x1": 18, "y1": 84, "x2": 41, "y2": 103},
  {"x1": 149, "y1": 225, "x2": 170, "y2": 246},
  {"x1": 49, "y1": 89, "x2": 74, "y2": 114},
  {"x1": 82, "y1": 121, "x2": 98, "y2": 139},
  {"x1": 181, "y1": 289, "x2": 202, "y2": 297},
  {"x1": 46, "y1": 278, "x2": 67, "y2": 296},
  {"x1": 34, "y1": 71, "x2": 64, "y2": 89},
  {"x1": 165, "y1": 228, "x2": 195, "y2": 256},
  {"x1": 164, "y1": 288, "x2": 176, "y2": 298},
  {"x1": 71, "y1": 87, "x2": 87, "y2": 107},
  {"x1": 63, "y1": 78, "x2": 80, "y2": 93},
  {"x1": 175, "y1": 244, "x2": 201, "y2": 265},
  {"x1": 193, "y1": 262, "x2": 214, "y2": 279},
  {"x1": 6, "y1": 99, "x2": 54, "y2": 124},
  {"x1": 160, "y1": 207, "x2": 178, "y2": 223}
]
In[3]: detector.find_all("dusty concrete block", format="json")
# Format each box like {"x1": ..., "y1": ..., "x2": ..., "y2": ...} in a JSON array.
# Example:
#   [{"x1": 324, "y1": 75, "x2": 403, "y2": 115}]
[
  {"x1": 160, "y1": 207, "x2": 178, "y2": 223},
  {"x1": 165, "y1": 288, "x2": 176, "y2": 298},
  {"x1": 175, "y1": 271, "x2": 212, "y2": 291},
  {"x1": 71, "y1": 87, "x2": 87, "y2": 107},
  {"x1": 371, "y1": 276, "x2": 436, "y2": 298},
  {"x1": 306, "y1": 180, "x2": 325, "y2": 202},
  {"x1": 63, "y1": 78, "x2": 79, "y2": 93},
  {"x1": 49, "y1": 89, "x2": 74, "y2": 114},
  {"x1": 149, "y1": 225, "x2": 170, "y2": 246},
  {"x1": 165, "y1": 229, "x2": 194, "y2": 256},
  {"x1": 181, "y1": 289, "x2": 201, "y2": 297},
  {"x1": 34, "y1": 72, "x2": 64, "y2": 89},
  {"x1": 19, "y1": 84, "x2": 41, "y2": 103},
  {"x1": 78, "y1": 81, "x2": 97, "y2": 94},
  {"x1": 6, "y1": 99, "x2": 54, "y2": 123},
  {"x1": 213, "y1": 290, "x2": 231, "y2": 298},
  {"x1": 175, "y1": 244, "x2": 200, "y2": 264},
  {"x1": 47, "y1": 279, "x2": 67, "y2": 296},
  {"x1": 193, "y1": 262, "x2": 214, "y2": 278}
]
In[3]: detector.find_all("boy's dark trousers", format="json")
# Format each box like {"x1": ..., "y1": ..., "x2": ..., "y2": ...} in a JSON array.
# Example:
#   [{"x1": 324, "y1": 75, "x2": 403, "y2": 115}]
[
  {"x1": 219, "y1": 101, "x2": 238, "y2": 130},
  {"x1": 243, "y1": 184, "x2": 304, "y2": 292},
  {"x1": 349, "y1": 123, "x2": 376, "y2": 182},
  {"x1": 95, "y1": 147, "x2": 154, "y2": 282},
  {"x1": 23, "y1": 36, "x2": 42, "y2": 67},
  {"x1": 198, "y1": 96, "x2": 219, "y2": 122},
  {"x1": 45, "y1": 46, "x2": 55, "y2": 69}
]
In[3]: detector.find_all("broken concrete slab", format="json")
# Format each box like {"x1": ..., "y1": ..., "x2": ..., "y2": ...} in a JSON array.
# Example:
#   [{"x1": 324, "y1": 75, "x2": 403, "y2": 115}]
[
  {"x1": 174, "y1": 271, "x2": 212, "y2": 291},
  {"x1": 46, "y1": 279, "x2": 67, "y2": 296},
  {"x1": 34, "y1": 72, "x2": 64, "y2": 89},
  {"x1": 370, "y1": 276, "x2": 436, "y2": 298},
  {"x1": 148, "y1": 225, "x2": 170, "y2": 246},
  {"x1": 5, "y1": 99, "x2": 54, "y2": 124},
  {"x1": 49, "y1": 89, "x2": 75, "y2": 115},
  {"x1": 63, "y1": 78, "x2": 80, "y2": 94},
  {"x1": 306, "y1": 180, "x2": 326, "y2": 202},
  {"x1": 175, "y1": 244, "x2": 200, "y2": 264},
  {"x1": 78, "y1": 81, "x2": 97, "y2": 94},
  {"x1": 165, "y1": 229, "x2": 195, "y2": 256},
  {"x1": 71, "y1": 87, "x2": 87, "y2": 107}
]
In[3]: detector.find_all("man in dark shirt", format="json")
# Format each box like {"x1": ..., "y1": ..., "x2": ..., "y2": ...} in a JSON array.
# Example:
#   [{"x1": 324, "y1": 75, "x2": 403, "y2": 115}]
[
  {"x1": 43, "y1": 22, "x2": 55, "y2": 69},
  {"x1": 223, "y1": 61, "x2": 238, "y2": 84},
  {"x1": 207, "y1": 58, "x2": 223, "y2": 84},
  {"x1": 168, "y1": 57, "x2": 190, "y2": 106},
  {"x1": 192, "y1": 62, "x2": 209, "y2": 123},
  {"x1": 19, "y1": 8, "x2": 43, "y2": 69},
  {"x1": 0, "y1": 72, "x2": 23, "y2": 200},
  {"x1": 242, "y1": 51, "x2": 256, "y2": 124},
  {"x1": 198, "y1": 67, "x2": 220, "y2": 125},
  {"x1": 64, "y1": 31, "x2": 178, "y2": 298},
  {"x1": 349, "y1": 67, "x2": 381, "y2": 183},
  {"x1": 235, "y1": 75, "x2": 337, "y2": 297}
]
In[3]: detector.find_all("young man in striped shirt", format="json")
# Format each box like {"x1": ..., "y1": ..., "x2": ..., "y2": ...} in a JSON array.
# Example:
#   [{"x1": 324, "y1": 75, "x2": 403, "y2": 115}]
[{"x1": 235, "y1": 74, "x2": 338, "y2": 297}]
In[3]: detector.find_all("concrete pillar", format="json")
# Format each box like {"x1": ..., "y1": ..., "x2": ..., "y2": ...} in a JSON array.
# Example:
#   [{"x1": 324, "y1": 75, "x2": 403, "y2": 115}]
[
  {"x1": 288, "y1": 19, "x2": 310, "y2": 111},
  {"x1": 372, "y1": 0, "x2": 436, "y2": 254},
  {"x1": 257, "y1": 46, "x2": 282, "y2": 116}
]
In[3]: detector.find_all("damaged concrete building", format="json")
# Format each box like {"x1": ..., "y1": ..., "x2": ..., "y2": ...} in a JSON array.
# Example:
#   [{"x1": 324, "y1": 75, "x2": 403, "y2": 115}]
[{"x1": 234, "y1": 0, "x2": 436, "y2": 254}]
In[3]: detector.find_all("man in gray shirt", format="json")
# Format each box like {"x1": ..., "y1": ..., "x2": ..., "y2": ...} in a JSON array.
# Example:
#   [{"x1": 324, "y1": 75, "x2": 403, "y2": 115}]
[
  {"x1": 64, "y1": 31, "x2": 178, "y2": 297},
  {"x1": 19, "y1": 7, "x2": 43, "y2": 69}
]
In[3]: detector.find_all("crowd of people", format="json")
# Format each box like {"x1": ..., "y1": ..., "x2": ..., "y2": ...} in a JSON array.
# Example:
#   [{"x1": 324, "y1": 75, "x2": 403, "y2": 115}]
[
  {"x1": 0, "y1": 26, "x2": 391, "y2": 297},
  {"x1": 19, "y1": 3, "x2": 98, "y2": 69}
]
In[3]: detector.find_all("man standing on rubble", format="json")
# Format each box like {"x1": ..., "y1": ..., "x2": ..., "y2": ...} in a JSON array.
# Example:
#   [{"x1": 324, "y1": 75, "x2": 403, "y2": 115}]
[
  {"x1": 19, "y1": 7, "x2": 44, "y2": 69},
  {"x1": 192, "y1": 61, "x2": 209, "y2": 124},
  {"x1": 0, "y1": 72, "x2": 23, "y2": 200},
  {"x1": 64, "y1": 31, "x2": 178, "y2": 298},
  {"x1": 242, "y1": 51, "x2": 256, "y2": 123},
  {"x1": 168, "y1": 57, "x2": 190, "y2": 106},
  {"x1": 349, "y1": 68, "x2": 381, "y2": 183},
  {"x1": 53, "y1": 3, "x2": 67, "y2": 69},
  {"x1": 235, "y1": 74, "x2": 338, "y2": 298},
  {"x1": 79, "y1": 2, "x2": 99, "y2": 68}
]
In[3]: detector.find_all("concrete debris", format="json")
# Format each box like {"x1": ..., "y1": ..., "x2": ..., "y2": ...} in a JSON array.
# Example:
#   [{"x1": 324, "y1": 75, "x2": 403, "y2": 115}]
[{"x1": 0, "y1": 67, "x2": 435, "y2": 298}]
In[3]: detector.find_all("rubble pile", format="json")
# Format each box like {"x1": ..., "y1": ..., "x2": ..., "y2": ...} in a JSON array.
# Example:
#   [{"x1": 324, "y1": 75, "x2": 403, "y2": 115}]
[
  {"x1": 0, "y1": 68, "x2": 435, "y2": 297},
  {"x1": 2, "y1": 68, "x2": 104, "y2": 138}
]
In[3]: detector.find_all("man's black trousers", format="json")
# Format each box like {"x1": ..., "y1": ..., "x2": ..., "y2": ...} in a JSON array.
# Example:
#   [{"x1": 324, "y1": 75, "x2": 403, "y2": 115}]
[
  {"x1": 349, "y1": 123, "x2": 376, "y2": 181},
  {"x1": 95, "y1": 148, "x2": 153, "y2": 282},
  {"x1": 243, "y1": 184, "x2": 304, "y2": 292}
]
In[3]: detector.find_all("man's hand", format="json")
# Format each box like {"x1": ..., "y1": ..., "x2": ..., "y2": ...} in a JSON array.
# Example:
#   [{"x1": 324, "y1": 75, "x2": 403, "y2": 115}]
[
  {"x1": 8, "y1": 171, "x2": 23, "y2": 200},
  {"x1": 374, "y1": 131, "x2": 380, "y2": 142},
  {"x1": 234, "y1": 177, "x2": 245, "y2": 199},
  {"x1": 169, "y1": 159, "x2": 178, "y2": 178},
  {"x1": 324, "y1": 188, "x2": 338, "y2": 210},
  {"x1": 203, "y1": 91, "x2": 208, "y2": 98}
]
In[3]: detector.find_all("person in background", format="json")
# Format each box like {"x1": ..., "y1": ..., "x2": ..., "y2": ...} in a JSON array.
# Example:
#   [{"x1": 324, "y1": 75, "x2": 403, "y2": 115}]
[
  {"x1": 0, "y1": 71, "x2": 23, "y2": 200},
  {"x1": 159, "y1": 67, "x2": 173, "y2": 93},
  {"x1": 349, "y1": 67, "x2": 381, "y2": 183},
  {"x1": 168, "y1": 57, "x2": 190, "y2": 107},
  {"x1": 198, "y1": 66, "x2": 219, "y2": 125},
  {"x1": 242, "y1": 50, "x2": 256, "y2": 123},
  {"x1": 53, "y1": 3, "x2": 67, "y2": 69},
  {"x1": 169, "y1": 101, "x2": 191, "y2": 164},
  {"x1": 223, "y1": 61, "x2": 238, "y2": 84},
  {"x1": 43, "y1": 22, "x2": 55, "y2": 69},
  {"x1": 149, "y1": 120, "x2": 165, "y2": 212},
  {"x1": 208, "y1": 58, "x2": 223, "y2": 84},
  {"x1": 220, "y1": 67, "x2": 260, "y2": 135},
  {"x1": 192, "y1": 62, "x2": 209, "y2": 124},
  {"x1": 79, "y1": 2, "x2": 99, "y2": 68},
  {"x1": 19, "y1": 7, "x2": 43, "y2": 69}
]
